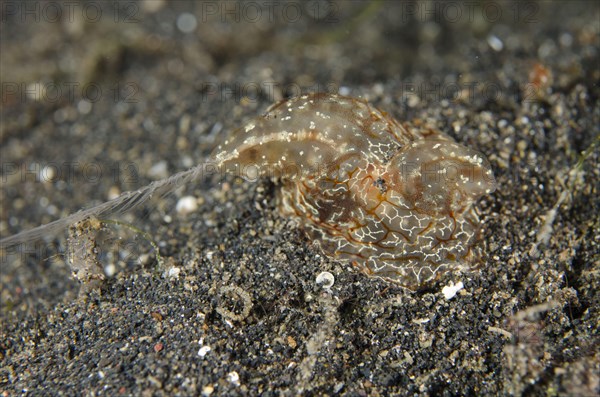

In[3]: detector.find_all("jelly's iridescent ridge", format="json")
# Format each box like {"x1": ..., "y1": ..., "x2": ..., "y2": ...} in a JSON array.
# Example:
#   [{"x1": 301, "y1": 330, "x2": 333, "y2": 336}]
[{"x1": 213, "y1": 93, "x2": 496, "y2": 289}]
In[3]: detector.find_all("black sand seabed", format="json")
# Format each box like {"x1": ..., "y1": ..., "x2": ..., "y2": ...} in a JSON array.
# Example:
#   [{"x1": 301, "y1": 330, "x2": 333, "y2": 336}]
[{"x1": 1, "y1": 1, "x2": 598, "y2": 396}]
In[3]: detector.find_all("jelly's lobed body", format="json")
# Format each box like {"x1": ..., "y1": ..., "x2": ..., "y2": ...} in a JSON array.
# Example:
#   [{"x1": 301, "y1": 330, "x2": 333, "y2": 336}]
[{"x1": 213, "y1": 93, "x2": 496, "y2": 289}]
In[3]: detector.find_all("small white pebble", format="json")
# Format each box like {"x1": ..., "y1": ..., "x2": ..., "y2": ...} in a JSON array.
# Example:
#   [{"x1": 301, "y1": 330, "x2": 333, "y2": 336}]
[
  {"x1": 77, "y1": 99, "x2": 92, "y2": 114},
  {"x1": 407, "y1": 94, "x2": 420, "y2": 107},
  {"x1": 176, "y1": 196, "x2": 198, "y2": 215},
  {"x1": 442, "y1": 281, "x2": 464, "y2": 300},
  {"x1": 315, "y1": 271, "x2": 335, "y2": 289},
  {"x1": 487, "y1": 35, "x2": 504, "y2": 52},
  {"x1": 148, "y1": 160, "x2": 168, "y2": 179},
  {"x1": 40, "y1": 165, "x2": 56, "y2": 183},
  {"x1": 201, "y1": 385, "x2": 214, "y2": 396},
  {"x1": 104, "y1": 263, "x2": 116, "y2": 277},
  {"x1": 226, "y1": 371, "x2": 240, "y2": 386},
  {"x1": 339, "y1": 86, "x2": 351, "y2": 96},
  {"x1": 198, "y1": 345, "x2": 211, "y2": 358},
  {"x1": 167, "y1": 267, "x2": 181, "y2": 278},
  {"x1": 181, "y1": 155, "x2": 194, "y2": 167},
  {"x1": 107, "y1": 186, "x2": 121, "y2": 200},
  {"x1": 177, "y1": 13, "x2": 197, "y2": 33}
]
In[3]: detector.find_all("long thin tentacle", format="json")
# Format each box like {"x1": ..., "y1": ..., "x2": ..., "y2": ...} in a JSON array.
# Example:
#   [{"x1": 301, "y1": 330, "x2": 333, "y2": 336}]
[{"x1": 0, "y1": 162, "x2": 216, "y2": 248}]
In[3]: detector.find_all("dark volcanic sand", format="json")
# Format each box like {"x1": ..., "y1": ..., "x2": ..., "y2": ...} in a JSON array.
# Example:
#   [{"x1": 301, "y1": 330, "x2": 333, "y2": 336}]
[{"x1": 1, "y1": 1, "x2": 598, "y2": 396}]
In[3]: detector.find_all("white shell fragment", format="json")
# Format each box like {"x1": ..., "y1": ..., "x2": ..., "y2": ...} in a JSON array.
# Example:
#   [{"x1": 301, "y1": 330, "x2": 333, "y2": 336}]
[
  {"x1": 315, "y1": 271, "x2": 335, "y2": 289},
  {"x1": 442, "y1": 281, "x2": 465, "y2": 300},
  {"x1": 176, "y1": 196, "x2": 198, "y2": 215}
]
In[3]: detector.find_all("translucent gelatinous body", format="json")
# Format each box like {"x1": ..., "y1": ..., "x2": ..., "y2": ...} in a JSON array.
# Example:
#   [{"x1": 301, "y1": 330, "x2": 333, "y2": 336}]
[
  {"x1": 0, "y1": 93, "x2": 496, "y2": 290},
  {"x1": 213, "y1": 93, "x2": 496, "y2": 289}
]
